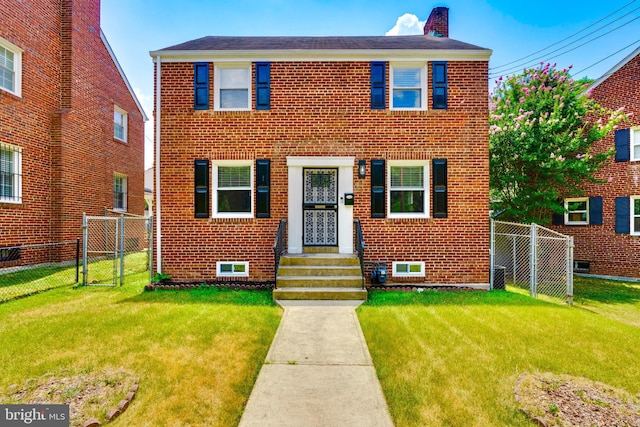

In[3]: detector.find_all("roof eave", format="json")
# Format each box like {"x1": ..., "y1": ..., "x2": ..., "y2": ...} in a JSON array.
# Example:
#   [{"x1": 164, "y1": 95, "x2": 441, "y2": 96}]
[
  {"x1": 589, "y1": 45, "x2": 640, "y2": 91},
  {"x1": 149, "y1": 48, "x2": 492, "y2": 62},
  {"x1": 102, "y1": 31, "x2": 149, "y2": 122}
]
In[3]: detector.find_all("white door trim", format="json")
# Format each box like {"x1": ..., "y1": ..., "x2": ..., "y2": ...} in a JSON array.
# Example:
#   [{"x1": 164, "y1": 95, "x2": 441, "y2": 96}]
[{"x1": 287, "y1": 156, "x2": 355, "y2": 254}]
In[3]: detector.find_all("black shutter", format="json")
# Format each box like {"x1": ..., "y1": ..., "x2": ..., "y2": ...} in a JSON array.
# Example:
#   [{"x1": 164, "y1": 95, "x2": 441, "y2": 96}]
[
  {"x1": 615, "y1": 129, "x2": 630, "y2": 162},
  {"x1": 256, "y1": 159, "x2": 270, "y2": 218},
  {"x1": 432, "y1": 61, "x2": 448, "y2": 109},
  {"x1": 615, "y1": 196, "x2": 630, "y2": 234},
  {"x1": 194, "y1": 160, "x2": 209, "y2": 218},
  {"x1": 371, "y1": 159, "x2": 385, "y2": 218},
  {"x1": 552, "y1": 198, "x2": 564, "y2": 225},
  {"x1": 432, "y1": 158, "x2": 448, "y2": 218},
  {"x1": 194, "y1": 63, "x2": 209, "y2": 110},
  {"x1": 370, "y1": 62, "x2": 386, "y2": 110},
  {"x1": 552, "y1": 212, "x2": 564, "y2": 225},
  {"x1": 255, "y1": 62, "x2": 271, "y2": 110},
  {"x1": 589, "y1": 196, "x2": 603, "y2": 225}
]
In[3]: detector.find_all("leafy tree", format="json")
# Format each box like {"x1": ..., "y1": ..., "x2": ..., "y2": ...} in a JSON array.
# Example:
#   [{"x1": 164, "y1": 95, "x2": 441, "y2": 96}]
[{"x1": 489, "y1": 63, "x2": 627, "y2": 223}]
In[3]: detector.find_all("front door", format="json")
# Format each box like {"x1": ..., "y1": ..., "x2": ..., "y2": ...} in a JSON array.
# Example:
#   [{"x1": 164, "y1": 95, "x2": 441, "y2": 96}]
[{"x1": 303, "y1": 168, "x2": 338, "y2": 246}]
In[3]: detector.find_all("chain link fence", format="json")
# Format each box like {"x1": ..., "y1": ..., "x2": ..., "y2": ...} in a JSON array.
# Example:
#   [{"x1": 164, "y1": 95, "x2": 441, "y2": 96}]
[
  {"x1": 0, "y1": 241, "x2": 80, "y2": 303},
  {"x1": 490, "y1": 220, "x2": 574, "y2": 304},
  {"x1": 83, "y1": 213, "x2": 153, "y2": 286}
]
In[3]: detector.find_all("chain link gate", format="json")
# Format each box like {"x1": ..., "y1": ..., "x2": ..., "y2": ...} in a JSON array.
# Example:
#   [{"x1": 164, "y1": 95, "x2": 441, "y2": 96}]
[
  {"x1": 490, "y1": 220, "x2": 574, "y2": 304},
  {"x1": 82, "y1": 213, "x2": 153, "y2": 286}
]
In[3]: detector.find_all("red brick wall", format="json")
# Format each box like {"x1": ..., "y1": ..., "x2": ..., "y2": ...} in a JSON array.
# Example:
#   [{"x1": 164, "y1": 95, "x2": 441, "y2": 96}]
[
  {"x1": 0, "y1": 0, "x2": 61, "y2": 246},
  {"x1": 0, "y1": 0, "x2": 144, "y2": 249},
  {"x1": 157, "y1": 60, "x2": 490, "y2": 284},
  {"x1": 551, "y1": 53, "x2": 640, "y2": 278}
]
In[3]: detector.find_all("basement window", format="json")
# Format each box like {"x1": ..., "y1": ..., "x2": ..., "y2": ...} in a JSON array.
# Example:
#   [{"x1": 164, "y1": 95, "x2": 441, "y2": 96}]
[
  {"x1": 216, "y1": 261, "x2": 249, "y2": 277},
  {"x1": 0, "y1": 246, "x2": 20, "y2": 262},
  {"x1": 392, "y1": 261, "x2": 425, "y2": 277}
]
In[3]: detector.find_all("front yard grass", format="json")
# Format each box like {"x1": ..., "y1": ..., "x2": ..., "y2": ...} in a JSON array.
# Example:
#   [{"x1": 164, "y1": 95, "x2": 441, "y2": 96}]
[
  {"x1": 358, "y1": 278, "x2": 640, "y2": 426},
  {"x1": 573, "y1": 275, "x2": 640, "y2": 327},
  {"x1": 0, "y1": 274, "x2": 281, "y2": 426}
]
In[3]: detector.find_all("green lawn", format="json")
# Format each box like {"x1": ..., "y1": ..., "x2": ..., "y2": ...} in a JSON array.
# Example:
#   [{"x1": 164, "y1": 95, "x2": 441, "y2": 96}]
[
  {"x1": 0, "y1": 274, "x2": 281, "y2": 426},
  {"x1": 2, "y1": 273, "x2": 639, "y2": 426},
  {"x1": 0, "y1": 251, "x2": 151, "y2": 302},
  {"x1": 358, "y1": 278, "x2": 640, "y2": 426},
  {"x1": 573, "y1": 275, "x2": 640, "y2": 327}
]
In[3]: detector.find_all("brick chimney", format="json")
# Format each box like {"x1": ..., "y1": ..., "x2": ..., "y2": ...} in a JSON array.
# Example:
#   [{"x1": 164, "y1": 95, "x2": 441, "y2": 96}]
[{"x1": 423, "y1": 7, "x2": 449, "y2": 38}]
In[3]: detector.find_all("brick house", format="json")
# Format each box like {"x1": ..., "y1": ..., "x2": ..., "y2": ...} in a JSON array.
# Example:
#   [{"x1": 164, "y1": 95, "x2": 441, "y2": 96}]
[
  {"x1": 150, "y1": 7, "x2": 492, "y2": 294},
  {"x1": 0, "y1": 0, "x2": 147, "y2": 255},
  {"x1": 552, "y1": 47, "x2": 640, "y2": 279}
]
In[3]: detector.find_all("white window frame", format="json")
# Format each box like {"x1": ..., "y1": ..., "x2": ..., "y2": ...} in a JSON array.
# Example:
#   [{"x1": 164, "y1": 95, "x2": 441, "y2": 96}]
[
  {"x1": 114, "y1": 106, "x2": 128, "y2": 142},
  {"x1": 0, "y1": 143, "x2": 22, "y2": 204},
  {"x1": 631, "y1": 127, "x2": 640, "y2": 162},
  {"x1": 0, "y1": 37, "x2": 22, "y2": 97},
  {"x1": 389, "y1": 63, "x2": 427, "y2": 111},
  {"x1": 564, "y1": 197, "x2": 589, "y2": 225},
  {"x1": 631, "y1": 196, "x2": 640, "y2": 236},
  {"x1": 214, "y1": 63, "x2": 251, "y2": 111},
  {"x1": 212, "y1": 160, "x2": 254, "y2": 218},
  {"x1": 113, "y1": 173, "x2": 128, "y2": 212},
  {"x1": 388, "y1": 160, "x2": 429, "y2": 219},
  {"x1": 392, "y1": 261, "x2": 425, "y2": 277},
  {"x1": 216, "y1": 261, "x2": 249, "y2": 277}
]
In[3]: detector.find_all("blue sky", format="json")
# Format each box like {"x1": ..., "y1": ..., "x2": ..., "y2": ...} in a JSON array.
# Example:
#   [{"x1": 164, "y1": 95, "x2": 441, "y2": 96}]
[{"x1": 100, "y1": 0, "x2": 640, "y2": 168}]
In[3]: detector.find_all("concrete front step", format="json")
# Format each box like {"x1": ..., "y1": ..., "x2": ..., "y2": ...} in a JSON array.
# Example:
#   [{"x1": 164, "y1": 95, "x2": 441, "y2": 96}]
[
  {"x1": 277, "y1": 265, "x2": 362, "y2": 277},
  {"x1": 276, "y1": 276, "x2": 364, "y2": 288},
  {"x1": 279, "y1": 254, "x2": 360, "y2": 267},
  {"x1": 273, "y1": 287, "x2": 368, "y2": 301},
  {"x1": 275, "y1": 253, "x2": 365, "y2": 300}
]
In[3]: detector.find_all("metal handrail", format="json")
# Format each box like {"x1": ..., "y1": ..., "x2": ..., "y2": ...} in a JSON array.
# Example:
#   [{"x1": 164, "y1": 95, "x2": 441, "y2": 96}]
[
  {"x1": 273, "y1": 219, "x2": 288, "y2": 286},
  {"x1": 354, "y1": 219, "x2": 365, "y2": 289}
]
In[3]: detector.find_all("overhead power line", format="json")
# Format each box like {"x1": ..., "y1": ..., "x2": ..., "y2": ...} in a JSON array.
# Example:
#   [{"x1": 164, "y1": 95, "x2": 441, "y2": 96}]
[
  {"x1": 490, "y1": 0, "x2": 637, "y2": 72},
  {"x1": 489, "y1": 14, "x2": 640, "y2": 77},
  {"x1": 572, "y1": 39, "x2": 640, "y2": 76}
]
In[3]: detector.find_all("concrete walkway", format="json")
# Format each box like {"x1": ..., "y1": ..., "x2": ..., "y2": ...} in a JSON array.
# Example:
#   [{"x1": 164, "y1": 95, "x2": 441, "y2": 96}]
[{"x1": 239, "y1": 300, "x2": 394, "y2": 427}]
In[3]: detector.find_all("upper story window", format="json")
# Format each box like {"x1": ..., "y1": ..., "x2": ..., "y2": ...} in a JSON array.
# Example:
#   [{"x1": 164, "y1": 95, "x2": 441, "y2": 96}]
[
  {"x1": 632, "y1": 128, "x2": 640, "y2": 162},
  {"x1": 388, "y1": 161, "x2": 429, "y2": 218},
  {"x1": 564, "y1": 198, "x2": 588, "y2": 225},
  {"x1": 114, "y1": 173, "x2": 128, "y2": 212},
  {"x1": 114, "y1": 106, "x2": 128, "y2": 142},
  {"x1": 0, "y1": 37, "x2": 22, "y2": 97},
  {"x1": 212, "y1": 160, "x2": 253, "y2": 218},
  {"x1": 390, "y1": 64, "x2": 426, "y2": 110},
  {"x1": 214, "y1": 65, "x2": 251, "y2": 111},
  {"x1": 0, "y1": 143, "x2": 22, "y2": 204}
]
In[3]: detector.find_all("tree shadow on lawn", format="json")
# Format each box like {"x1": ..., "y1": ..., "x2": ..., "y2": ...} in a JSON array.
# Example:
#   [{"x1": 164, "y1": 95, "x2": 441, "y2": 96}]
[
  {"x1": 573, "y1": 277, "x2": 640, "y2": 305},
  {"x1": 117, "y1": 287, "x2": 278, "y2": 307}
]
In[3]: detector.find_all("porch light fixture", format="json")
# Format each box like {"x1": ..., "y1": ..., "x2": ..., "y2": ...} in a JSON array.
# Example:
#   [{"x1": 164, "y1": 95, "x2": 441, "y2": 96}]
[{"x1": 358, "y1": 160, "x2": 366, "y2": 179}]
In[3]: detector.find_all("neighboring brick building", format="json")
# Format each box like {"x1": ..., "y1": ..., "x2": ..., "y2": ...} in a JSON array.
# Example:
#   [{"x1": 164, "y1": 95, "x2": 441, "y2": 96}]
[
  {"x1": 552, "y1": 47, "x2": 640, "y2": 279},
  {"x1": 150, "y1": 7, "x2": 492, "y2": 287},
  {"x1": 0, "y1": 0, "x2": 147, "y2": 253}
]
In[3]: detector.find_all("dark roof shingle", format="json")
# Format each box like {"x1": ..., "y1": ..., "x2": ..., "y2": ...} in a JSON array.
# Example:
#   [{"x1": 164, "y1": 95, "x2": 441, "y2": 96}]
[{"x1": 159, "y1": 35, "x2": 488, "y2": 52}]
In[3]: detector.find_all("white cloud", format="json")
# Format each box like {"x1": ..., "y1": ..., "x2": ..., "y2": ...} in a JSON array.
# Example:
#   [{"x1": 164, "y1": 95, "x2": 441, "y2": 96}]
[{"x1": 385, "y1": 13, "x2": 425, "y2": 36}]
